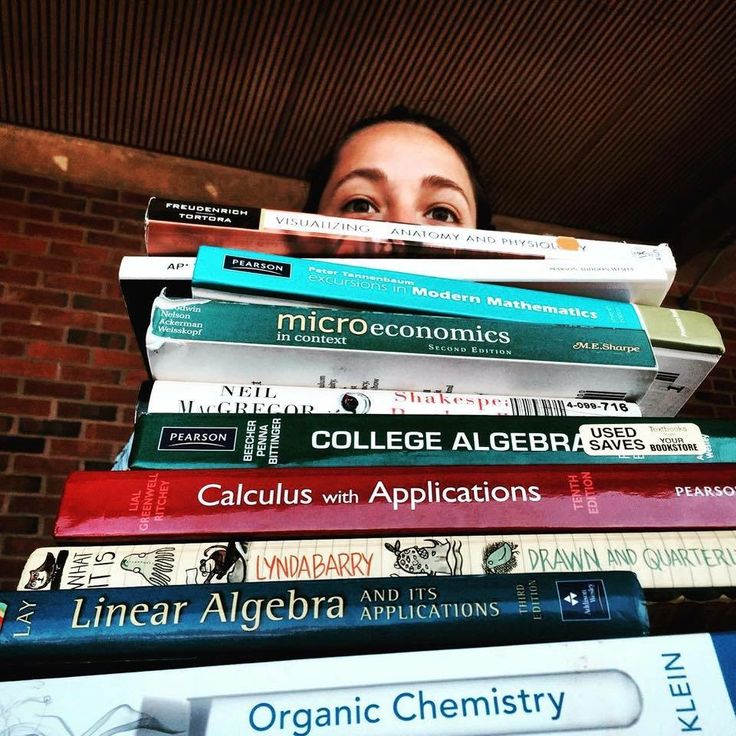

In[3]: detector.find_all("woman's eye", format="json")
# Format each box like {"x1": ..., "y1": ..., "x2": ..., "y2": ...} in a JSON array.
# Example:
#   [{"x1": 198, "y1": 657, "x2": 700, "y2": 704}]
[
  {"x1": 342, "y1": 198, "x2": 378, "y2": 215},
  {"x1": 426, "y1": 206, "x2": 458, "y2": 224}
]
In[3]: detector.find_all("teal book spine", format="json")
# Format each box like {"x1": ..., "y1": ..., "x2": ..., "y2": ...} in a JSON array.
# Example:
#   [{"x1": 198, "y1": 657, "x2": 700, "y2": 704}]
[
  {"x1": 128, "y1": 413, "x2": 729, "y2": 470},
  {"x1": 0, "y1": 571, "x2": 647, "y2": 671},
  {"x1": 192, "y1": 246, "x2": 645, "y2": 330}
]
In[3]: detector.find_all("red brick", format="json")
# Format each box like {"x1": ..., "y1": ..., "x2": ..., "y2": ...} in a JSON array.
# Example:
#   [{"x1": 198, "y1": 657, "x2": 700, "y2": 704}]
[
  {"x1": 25, "y1": 379, "x2": 86, "y2": 400},
  {"x1": 86, "y1": 230, "x2": 144, "y2": 251},
  {"x1": 2, "y1": 171, "x2": 59, "y2": 190},
  {"x1": 0, "y1": 359, "x2": 57, "y2": 381},
  {"x1": 122, "y1": 368, "x2": 148, "y2": 387},
  {"x1": 27, "y1": 341, "x2": 90, "y2": 365},
  {"x1": 57, "y1": 401, "x2": 118, "y2": 421},
  {"x1": 29, "y1": 191, "x2": 86, "y2": 211},
  {"x1": 91, "y1": 348, "x2": 144, "y2": 369},
  {"x1": 36, "y1": 306, "x2": 100, "y2": 329},
  {"x1": 49, "y1": 240, "x2": 112, "y2": 262},
  {"x1": 0, "y1": 216, "x2": 20, "y2": 233},
  {"x1": 59, "y1": 210, "x2": 116, "y2": 231},
  {"x1": 85, "y1": 422, "x2": 135, "y2": 442},
  {"x1": 0, "y1": 234, "x2": 48, "y2": 254},
  {"x1": 45, "y1": 475, "x2": 68, "y2": 495},
  {"x1": 74, "y1": 260, "x2": 118, "y2": 280},
  {"x1": 0, "y1": 339, "x2": 25, "y2": 356},
  {"x1": 121, "y1": 191, "x2": 151, "y2": 206},
  {"x1": 13, "y1": 455, "x2": 79, "y2": 475},
  {"x1": 715, "y1": 405, "x2": 736, "y2": 420},
  {"x1": 25, "y1": 222, "x2": 84, "y2": 242},
  {"x1": 0, "y1": 376, "x2": 19, "y2": 393},
  {"x1": 101, "y1": 314, "x2": 134, "y2": 333},
  {"x1": 117, "y1": 219, "x2": 145, "y2": 237},
  {"x1": 62, "y1": 181, "x2": 119, "y2": 200},
  {"x1": 2, "y1": 535, "x2": 45, "y2": 557},
  {"x1": 0, "y1": 201, "x2": 54, "y2": 222},
  {"x1": 11, "y1": 252, "x2": 72, "y2": 272},
  {"x1": 5, "y1": 285, "x2": 68, "y2": 307},
  {"x1": 0, "y1": 302, "x2": 33, "y2": 320},
  {"x1": 72, "y1": 293, "x2": 124, "y2": 314},
  {"x1": 59, "y1": 363, "x2": 120, "y2": 384},
  {"x1": 43, "y1": 272, "x2": 104, "y2": 295},
  {"x1": 50, "y1": 438, "x2": 115, "y2": 460},
  {"x1": 121, "y1": 406, "x2": 136, "y2": 424},
  {"x1": 8, "y1": 494, "x2": 62, "y2": 515},
  {"x1": 89, "y1": 385, "x2": 139, "y2": 404},
  {"x1": 3, "y1": 474, "x2": 42, "y2": 493},
  {"x1": 0, "y1": 266, "x2": 39, "y2": 286},
  {"x1": 2, "y1": 321, "x2": 64, "y2": 342},
  {"x1": 0, "y1": 184, "x2": 25, "y2": 200},
  {"x1": 91, "y1": 200, "x2": 146, "y2": 220},
  {"x1": 0, "y1": 515, "x2": 39, "y2": 534}
]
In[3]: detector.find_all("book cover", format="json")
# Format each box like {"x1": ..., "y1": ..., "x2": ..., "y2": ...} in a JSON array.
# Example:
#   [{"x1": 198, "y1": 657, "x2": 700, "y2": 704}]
[
  {"x1": 191, "y1": 246, "x2": 646, "y2": 330},
  {"x1": 147, "y1": 379, "x2": 642, "y2": 417},
  {"x1": 0, "y1": 571, "x2": 647, "y2": 672},
  {"x1": 144, "y1": 197, "x2": 676, "y2": 270},
  {"x1": 54, "y1": 464, "x2": 736, "y2": 541},
  {"x1": 145, "y1": 295, "x2": 657, "y2": 401},
  {"x1": 128, "y1": 414, "x2": 730, "y2": 470},
  {"x1": 19, "y1": 530, "x2": 736, "y2": 602},
  {"x1": 1, "y1": 633, "x2": 733, "y2": 733}
]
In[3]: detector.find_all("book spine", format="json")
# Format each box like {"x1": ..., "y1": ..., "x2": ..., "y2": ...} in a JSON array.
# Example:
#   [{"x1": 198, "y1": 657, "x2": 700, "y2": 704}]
[
  {"x1": 54, "y1": 464, "x2": 736, "y2": 540},
  {"x1": 145, "y1": 197, "x2": 675, "y2": 267},
  {"x1": 19, "y1": 529, "x2": 736, "y2": 595},
  {"x1": 192, "y1": 246, "x2": 646, "y2": 330},
  {"x1": 0, "y1": 633, "x2": 733, "y2": 733},
  {"x1": 145, "y1": 296, "x2": 657, "y2": 399},
  {"x1": 0, "y1": 571, "x2": 648, "y2": 667},
  {"x1": 128, "y1": 413, "x2": 730, "y2": 470},
  {"x1": 148, "y1": 379, "x2": 642, "y2": 417}
]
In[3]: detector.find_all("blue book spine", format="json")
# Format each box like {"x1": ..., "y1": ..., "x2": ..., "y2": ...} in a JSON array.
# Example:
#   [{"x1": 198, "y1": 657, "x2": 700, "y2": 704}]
[
  {"x1": 192, "y1": 246, "x2": 645, "y2": 330},
  {"x1": 0, "y1": 571, "x2": 647, "y2": 668}
]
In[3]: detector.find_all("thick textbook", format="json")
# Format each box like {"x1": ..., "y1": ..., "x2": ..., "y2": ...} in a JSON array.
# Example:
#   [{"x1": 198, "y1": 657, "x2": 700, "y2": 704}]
[
  {"x1": 191, "y1": 246, "x2": 646, "y2": 329},
  {"x1": 20, "y1": 530, "x2": 736, "y2": 601},
  {"x1": 128, "y1": 413, "x2": 731, "y2": 470},
  {"x1": 55, "y1": 464, "x2": 736, "y2": 540},
  {"x1": 147, "y1": 379, "x2": 641, "y2": 416},
  {"x1": 0, "y1": 571, "x2": 648, "y2": 670},
  {"x1": 146, "y1": 295, "x2": 657, "y2": 401},
  {"x1": 1, "y1": 634, "x2": 734, "y2": 733},
  {"x1": 144, "y1": 197, "x2": 676, "y2": 269}
]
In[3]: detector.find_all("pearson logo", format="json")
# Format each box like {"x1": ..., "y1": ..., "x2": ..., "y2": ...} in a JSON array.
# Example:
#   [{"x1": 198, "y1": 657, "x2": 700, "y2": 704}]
[
  {"x1": 224, "y1": 255, "x2": 291, "y2": 278},
  {"x1": 159, "y1": 426, "x2": 238, "y2": 451},
  {"x1": 556, "y1": 579, "x2": 611, "y2": 621}
]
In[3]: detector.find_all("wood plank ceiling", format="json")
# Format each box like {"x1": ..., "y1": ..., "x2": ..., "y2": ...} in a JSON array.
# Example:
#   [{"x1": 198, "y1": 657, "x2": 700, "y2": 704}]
[{"x1": 1, "y1": 0, "x2": 735, "y2": 253}]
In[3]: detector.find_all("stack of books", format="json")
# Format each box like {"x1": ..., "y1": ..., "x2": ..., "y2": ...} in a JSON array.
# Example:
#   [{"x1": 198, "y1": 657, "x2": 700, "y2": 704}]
[{"x1": 1, "y1": 199, "x2": 734, "y2": 732}]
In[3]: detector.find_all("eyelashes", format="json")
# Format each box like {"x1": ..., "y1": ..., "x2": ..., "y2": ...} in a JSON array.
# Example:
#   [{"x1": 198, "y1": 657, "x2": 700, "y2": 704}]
[{"x1": 339, "y1": 197, "x2": 462, "y2": 225}]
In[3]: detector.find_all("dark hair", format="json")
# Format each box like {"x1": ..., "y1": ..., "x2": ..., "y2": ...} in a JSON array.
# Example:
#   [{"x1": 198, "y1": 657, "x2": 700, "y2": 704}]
[{"x1": 303, "y1": 106, "x2": 493, "y2": 229}]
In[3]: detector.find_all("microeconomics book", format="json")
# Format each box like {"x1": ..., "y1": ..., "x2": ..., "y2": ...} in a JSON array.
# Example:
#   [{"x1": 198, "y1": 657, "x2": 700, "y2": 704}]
[
  {"x1": 54, "y1": 465, "x2": 736, "y2": 541},
  {"x1": 191, "y1": 246, "x2": 646, "y2": 330},
  {"x1": 0, "y1": 571, "x2": 647, "y2": 675},
  {"x1": 1, "y1": 633, "x2": 733, "y2": 734},
  {"x1": 145, "y1": 295, "x2": 657, "y2": 402},
  {"x1": 127, "y1": 414, "x2": 733, "y2": 470}
]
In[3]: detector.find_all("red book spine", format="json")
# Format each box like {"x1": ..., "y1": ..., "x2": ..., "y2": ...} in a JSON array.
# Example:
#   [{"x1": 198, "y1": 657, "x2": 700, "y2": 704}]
[{"x1": 55, "y1": 464, "x2": 735, "y2": 541}]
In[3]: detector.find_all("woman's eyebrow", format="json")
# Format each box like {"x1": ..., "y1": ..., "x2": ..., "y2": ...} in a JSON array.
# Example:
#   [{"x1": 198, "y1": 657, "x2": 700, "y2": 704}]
[
  {"x1": 422, "y1": 175, "x2": 470, "y2": 206},
  {"x1": 332, "y1": 168, "x2": 387, "y2": 190}
]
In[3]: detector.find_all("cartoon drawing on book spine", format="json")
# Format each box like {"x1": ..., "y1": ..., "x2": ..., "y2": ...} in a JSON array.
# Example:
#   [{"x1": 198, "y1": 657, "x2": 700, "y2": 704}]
[
  {"x1": 120, "y1": 547, "x2": 176, "y2": 586},
  {"x1": 193, "y1": 541, "x2": 249, "y2": 584},
  {"x1": 385, "y1": 538, "x2": 463, "y2": 576},
  {"x1": 482, "y1": 540, "x2": 520, "y2": 574},
  {"x1": 340, "y1": 392, "x2": 371, "y2": 414},
  {"x1": 23, "y1": 550, "x2": 68, "y2": 590}
]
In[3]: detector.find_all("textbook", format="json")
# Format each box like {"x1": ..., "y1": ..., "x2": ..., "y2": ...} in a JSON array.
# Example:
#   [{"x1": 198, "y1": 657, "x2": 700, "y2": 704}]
[
  {"x1": 127, "y1": 413, "x2": 732, "y2": 470},
  {"x1": 146, "y1": 379, "x2": 642, "y2": 417},
  {"x1": 145, "y1": 295, "x2": 657, "y2": 401},
  {"x1": 0, "y1": 571, "x2": 648, "y2": 673},
  {"x1": 54, "y1": 464, "x2": 736, "y2": 541},
  {"x1": 191, "y1": 246, "x2": 646, "y2": 330},
  {"x1": 20, "y1": 530, "x2": 736, "y2": 602},
  {"x1": 637, "y1": 305, "x2": 725, "y2": 416},
  {"x1": 144, "y1": 197, "x2": 677, "y2": 270},
  {"x1": 0, "y1": 633, "x2": 733, "y2": 733}
]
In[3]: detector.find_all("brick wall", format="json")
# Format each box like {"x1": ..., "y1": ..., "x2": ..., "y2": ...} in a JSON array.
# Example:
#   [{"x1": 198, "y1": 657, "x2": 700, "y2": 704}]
[{"x1": 1, "y1": 166, "x2": 735, "y2": 590}]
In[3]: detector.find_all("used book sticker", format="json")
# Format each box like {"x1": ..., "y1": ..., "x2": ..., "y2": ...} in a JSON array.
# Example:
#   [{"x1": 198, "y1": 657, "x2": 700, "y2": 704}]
[{"x1": 579, "y1": 423, "x2": 706, "y2": 456}]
